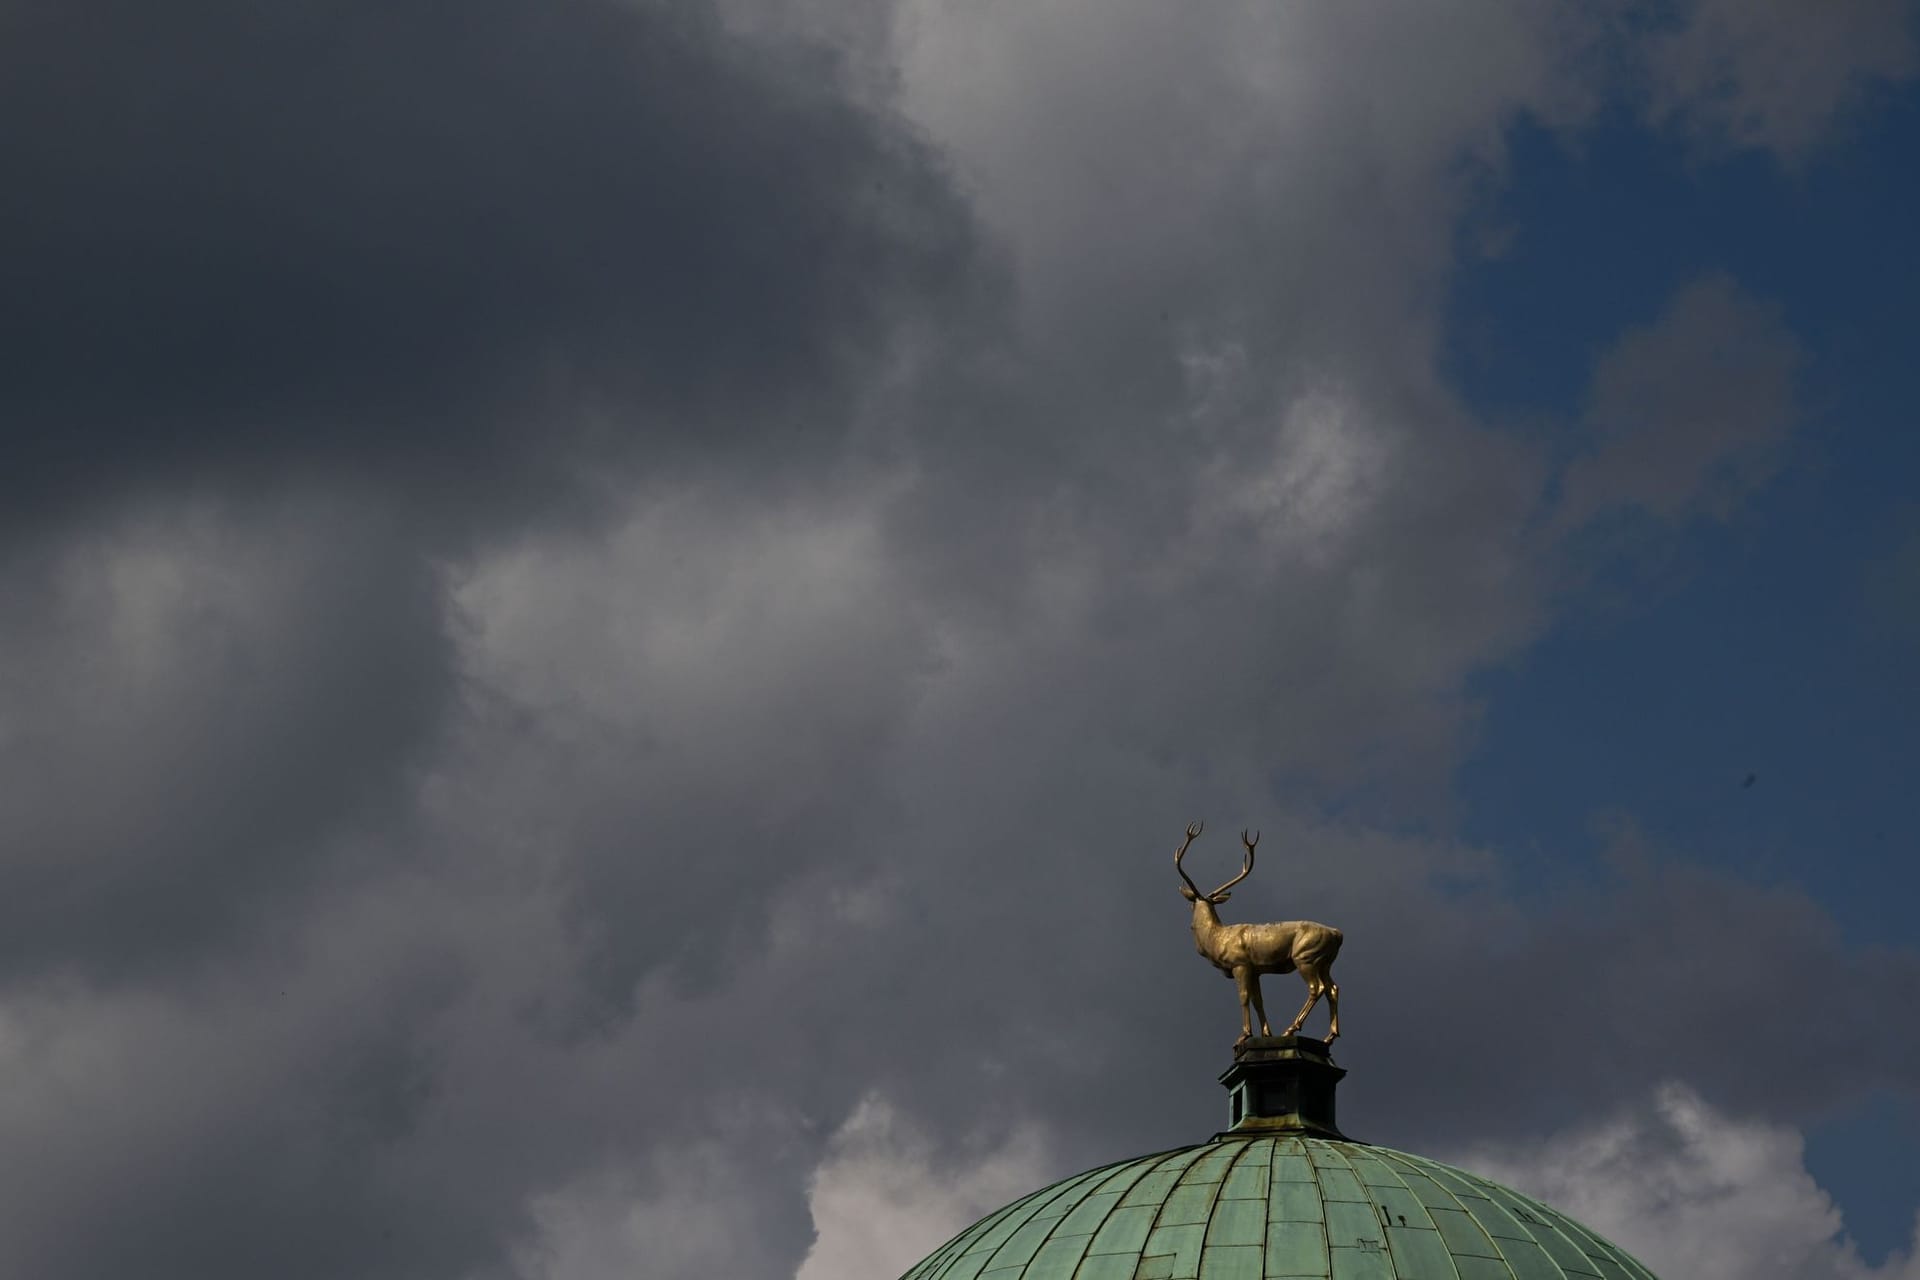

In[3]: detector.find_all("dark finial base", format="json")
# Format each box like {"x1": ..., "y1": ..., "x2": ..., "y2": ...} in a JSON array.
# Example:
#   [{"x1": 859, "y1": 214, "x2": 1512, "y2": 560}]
[{"x1": 1217, "y1": 1034, "x2": 1351, "y2": 1140}]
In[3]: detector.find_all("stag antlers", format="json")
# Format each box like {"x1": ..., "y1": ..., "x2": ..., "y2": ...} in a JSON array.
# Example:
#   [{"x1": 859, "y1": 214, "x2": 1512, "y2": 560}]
[{"x1": 1174, "y1": 820, "x2": 1258, "y2": 903}]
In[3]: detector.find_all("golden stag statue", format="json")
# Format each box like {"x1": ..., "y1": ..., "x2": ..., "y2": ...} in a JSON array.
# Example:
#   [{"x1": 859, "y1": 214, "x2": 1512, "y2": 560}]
[{"x1": 1175, "y1": 820, "x2": 1343, "y2": 1045}]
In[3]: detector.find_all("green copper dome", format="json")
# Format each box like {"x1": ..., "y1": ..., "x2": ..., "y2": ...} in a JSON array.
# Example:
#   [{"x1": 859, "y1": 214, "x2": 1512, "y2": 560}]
[{"x1": 900, "y1": 1134, "x2": 1660, "y2": 1280}]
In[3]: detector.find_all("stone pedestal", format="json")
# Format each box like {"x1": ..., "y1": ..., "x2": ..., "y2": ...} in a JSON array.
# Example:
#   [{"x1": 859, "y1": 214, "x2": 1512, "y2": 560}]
[{"x1": 1217, "y1": 1035, "x2": 1349, "y2": 1139}]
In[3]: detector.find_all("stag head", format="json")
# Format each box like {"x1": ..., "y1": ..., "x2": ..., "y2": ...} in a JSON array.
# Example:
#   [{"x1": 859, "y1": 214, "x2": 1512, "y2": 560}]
[{"x1": 1174, "y1": 821, "x2": 1258, "y2": 904}]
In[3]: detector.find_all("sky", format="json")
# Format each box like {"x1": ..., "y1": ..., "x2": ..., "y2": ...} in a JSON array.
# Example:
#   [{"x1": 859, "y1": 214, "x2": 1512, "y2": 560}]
[{"x1": 2, "y1": 2, "x2": 1918, "y2": 1279}]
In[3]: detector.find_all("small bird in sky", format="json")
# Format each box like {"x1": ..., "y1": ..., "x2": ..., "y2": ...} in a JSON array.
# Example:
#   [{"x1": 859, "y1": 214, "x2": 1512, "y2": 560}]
[{"x1": 1742, "y1": 772, "x2": 1757, "y2": 789}]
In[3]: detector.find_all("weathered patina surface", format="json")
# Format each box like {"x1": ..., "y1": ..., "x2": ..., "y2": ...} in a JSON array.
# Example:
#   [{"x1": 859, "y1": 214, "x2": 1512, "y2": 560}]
[{"x1": 899, "y1": 1134, "x2": 1660, "y2": 1280}]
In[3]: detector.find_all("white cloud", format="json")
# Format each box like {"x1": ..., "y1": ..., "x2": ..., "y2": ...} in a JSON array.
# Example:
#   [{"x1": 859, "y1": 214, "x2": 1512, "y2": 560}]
[
  {"x1": 1197, "y1": 388, "x2": 1393, "y2": 571},
  {"x1": 796, "y1": 1094, "x2": 1049, "y2": 1280},
  {"x1": 891, "y1": 0, "x2": 1594, "y2": 364},
  {"x1": 1460, "y1": 1083, "x2": 1920, "y2": 1280}
]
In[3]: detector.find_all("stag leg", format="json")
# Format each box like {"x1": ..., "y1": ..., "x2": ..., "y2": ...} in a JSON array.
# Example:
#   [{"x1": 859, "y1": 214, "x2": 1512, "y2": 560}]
[
  {"x1": 1283, "y1": 965, "x2": 1326, "y2": 1038},
  {"x1": 1231, "y1": 967, "x2": 1257, "y2": 1043},
  {"x1": 1323, "y1": 970, "x2": 1340, "y2": 1044},
  {"x1": 1247, "y1": 973, "x2": 1273, "y2": 1037}
]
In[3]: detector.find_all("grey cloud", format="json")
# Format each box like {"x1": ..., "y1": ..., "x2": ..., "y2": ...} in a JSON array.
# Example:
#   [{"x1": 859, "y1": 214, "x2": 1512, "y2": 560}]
[
  {"x1": 1641, "y1": 0, "x2": 1918, "y2": 164},
  {"x1": 0, "y1": 904, "x2": 476, "y2": 1279},
  {"x1": 442, "y1": 480, "x2": 939, "y2": 1011},
  {"x1": 0, "y1": 489, "x2": 451, "y2": 979},
  {"x1": 1861, "y1": 515, "x2": 1920, "y2": 669},
  {"x1": 516, "y1": 1136, "x2": 823, "y2": 1280},
  {"x1": 1556, "y1": 273, "x2": 1803, "y2": 532}
]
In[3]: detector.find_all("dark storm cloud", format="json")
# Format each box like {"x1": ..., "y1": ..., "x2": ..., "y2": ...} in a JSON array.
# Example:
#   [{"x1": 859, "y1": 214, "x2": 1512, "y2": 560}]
[
  {"x1": 0, "y1": 0, "x2": 976, "y2": 536},
  {"x1": 0, "y1": 2, "x2": 984, "y2": 1271}
]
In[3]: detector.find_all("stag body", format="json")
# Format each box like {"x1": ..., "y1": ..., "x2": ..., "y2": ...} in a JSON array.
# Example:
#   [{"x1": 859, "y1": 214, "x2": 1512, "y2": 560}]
[{"x1": 1175, "y1": 822, "x2": 1342, "y2": 1045}]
